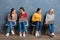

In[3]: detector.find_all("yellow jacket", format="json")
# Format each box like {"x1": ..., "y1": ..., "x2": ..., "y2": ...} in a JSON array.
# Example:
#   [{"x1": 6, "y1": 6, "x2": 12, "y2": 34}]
[{"x1": 32, "y1": 12, "x2": 42, "y2": 22}]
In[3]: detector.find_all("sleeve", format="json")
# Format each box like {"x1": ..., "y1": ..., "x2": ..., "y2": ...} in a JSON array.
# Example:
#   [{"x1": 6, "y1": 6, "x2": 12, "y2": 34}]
[
  {"x1": 32, "y1": 13, "x2": 36, "y2": 22},
  {"x1": 53, "y1": 14, "x2": 54, "y2": 20},
  {"x1": 8, "y1": 14, "x2": 11, "y2": 21},
  {"x1": 39, "y1": 14, "x2": 42, "y2": 22},
  {"x1": 18, "y1": 13, "x2": 21, "y2": 19},
  {"x1": 25, "y1": 13, "x2": 28, "y2": 20},
  {"x1": 45, "y1": 14, "x2": 48, "y2": 24},
  {"x1": 16, "y1": 14, "x2": 17, "y2": 21}
]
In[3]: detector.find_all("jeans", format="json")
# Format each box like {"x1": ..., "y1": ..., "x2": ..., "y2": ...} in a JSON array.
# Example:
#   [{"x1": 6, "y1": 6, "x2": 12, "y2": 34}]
[
  {"x1": 7, "y1": 21, "x2": 16, "y2": 33},
  {"x1": 32, "y1": 22, "x2": 42, "y2": 31},
  {"x1": 19, "y1": 21, "x2": 27, "y2": 32},
  {"x1": 48, "y1": 24, "x2": 54, "y2": 33}
]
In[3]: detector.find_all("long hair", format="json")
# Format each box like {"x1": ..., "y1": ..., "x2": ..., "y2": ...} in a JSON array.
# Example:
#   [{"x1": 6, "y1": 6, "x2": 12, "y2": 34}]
[
  {"x1": 36, "y1": 8, "x2": 41, "y2": 12},
  {"x1": 49, "y1": 8, "x2": 54, "y2": 14},
  {"x1": 10, "y1": 8, "x2": 15, "y2": 19}
]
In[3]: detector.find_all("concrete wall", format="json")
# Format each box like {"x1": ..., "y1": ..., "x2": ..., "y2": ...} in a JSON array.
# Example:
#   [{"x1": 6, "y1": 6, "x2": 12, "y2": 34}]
[{"x1": 0, "y1": 0, "x2": 60, "y2": 33}]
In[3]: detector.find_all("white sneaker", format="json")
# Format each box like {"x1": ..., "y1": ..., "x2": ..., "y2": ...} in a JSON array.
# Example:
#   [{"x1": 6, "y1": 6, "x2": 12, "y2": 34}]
[
  {"x1": 6, "y1": 33, "x2": 9, "y2": 36},
  {"x1": 11, "y1": 30, "x2": 15, "y2": 35},
  {"x1": 51, "y1": 33, "x2": 55, "y2": 36},
  {"x1": 37, "y1": 31, "x2": 40, "y2": 36},
  {"x1": 23, "y1": 33, "x2": 26, "y2": 37},
  {"x1": 19, "y1": 33, "x2": 22, "y2": 37},
  {"x1": 35, "y1": 31, "x2": 38, "y2": 37}
]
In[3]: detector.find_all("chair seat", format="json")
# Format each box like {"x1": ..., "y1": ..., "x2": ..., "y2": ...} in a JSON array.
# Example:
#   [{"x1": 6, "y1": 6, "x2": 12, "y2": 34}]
[
  {"x1": 5, "y1": 24, "x2": 16, "y2": 27},
  {"x1": 31, "y1": 24, "x2": 36, "y2": 26},
  {"x1": 31, "y1": 24, "x2": 36, "y2": 35},
  {"x1": 25, "y1": 22, "x2": 29, "y2": 26}
]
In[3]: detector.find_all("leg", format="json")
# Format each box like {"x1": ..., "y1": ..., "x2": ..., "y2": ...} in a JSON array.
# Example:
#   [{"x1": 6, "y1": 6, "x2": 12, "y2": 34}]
[
  {"x1": 19, "y1": 22, "x2": 22, "y2": 37},
  {"x1": 39, "y1": 22, "x2": 42, "y2": 32},
  {"x1": 51, "y1": 24, "x2": 54, "y2": 33},
  {"x1": 35, "y1": 22, "x2": 39, "y2": 31},
  {"x1": 22, "y1": 22, "x2": 26, "y2": 37},
  {"x1": 23, "y1": 22, "x2": 26, "y2": 32},
  {"x1": 51, "y1": 24, "x2": 55, "y2": 36},
  {"x1": 6, "y1": 21, "x2": 13, "y2": 36},
  {"x1": 35, "y1": 22, "x2": 40, "y2": 37},
  {"x1": 48, "y1": 24, "x2": 51, "y2": 34},
  {"x1": 19, "y1": 22, "x2": 22, "y2": 32},
  {"x1": 11, "y1": 22, "x2": 15, "y2": 35},
  {"x1": 7, "y1": 21, "x2": 13, "y2": 33}
]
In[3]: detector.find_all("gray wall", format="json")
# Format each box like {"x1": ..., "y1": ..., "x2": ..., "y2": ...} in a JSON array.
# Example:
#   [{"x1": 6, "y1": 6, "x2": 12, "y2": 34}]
[{"x1": 0, "y1": 0, "x2": 60, "y2": 33}]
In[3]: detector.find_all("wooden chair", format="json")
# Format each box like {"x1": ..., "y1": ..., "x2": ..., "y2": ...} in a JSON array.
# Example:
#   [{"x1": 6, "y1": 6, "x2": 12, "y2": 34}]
[{"x1": 31, "y1": 24, "x2": 36, "y2": 35}]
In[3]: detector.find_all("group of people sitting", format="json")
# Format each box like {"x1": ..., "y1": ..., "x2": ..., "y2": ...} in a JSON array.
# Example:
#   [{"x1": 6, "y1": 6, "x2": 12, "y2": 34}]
[{"x1": 5, "y1": 7, "x2": 55, "y2": 38}]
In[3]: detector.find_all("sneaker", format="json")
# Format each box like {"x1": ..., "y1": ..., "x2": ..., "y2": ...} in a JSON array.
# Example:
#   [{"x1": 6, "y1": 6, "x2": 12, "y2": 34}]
[
  {"x1": 11, "y1": 30, "x2": 15, "y2": 35},
  {"x1": 37, "y1": 31, "x2": 40, "y2": 36},
  {"x1": 6, "y1": 33, "x2": 9, "y2": 36},
  {"x1": 19, "y1": 33, "x2": 22, "y2": 37},
  {"x1": 35, "y1": 31, "x2": 38, "y2": 37},
  {"x1": 50, "y1": 33, "x2": 55, "y2": 37},
  {"x1": 23, "y1": 33, "x2": 26, "y2": 37},
  {"x1": 51, "y1": 33, "x2": 55, "y2": 36}
]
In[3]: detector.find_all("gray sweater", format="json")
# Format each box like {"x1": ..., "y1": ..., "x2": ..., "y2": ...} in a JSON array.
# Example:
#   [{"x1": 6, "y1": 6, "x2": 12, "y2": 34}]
[{"x1": 45, "y1": 13, "x2": 54, "y2": 24}]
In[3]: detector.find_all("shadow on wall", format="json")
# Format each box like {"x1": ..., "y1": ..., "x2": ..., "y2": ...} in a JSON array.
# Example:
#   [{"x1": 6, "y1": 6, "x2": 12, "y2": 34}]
[
  {"x1": 1, "y1": 11, "x2": 53, "y2": 35},
  {"x1": 2, "y1": 11, "x2": 19, "y2": 34},
  {"x1": 2, "y1": 14, "x2": 8, "y2": 34},
  {"x1": 42, "y1": 12, "x2": 49, "y2": 34}
]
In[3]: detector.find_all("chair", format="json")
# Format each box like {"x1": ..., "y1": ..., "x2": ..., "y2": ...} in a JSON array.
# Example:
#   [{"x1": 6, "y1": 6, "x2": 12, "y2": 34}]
[
  {"x1": 31, "y1": 23, "x2": 36, "y2": 35},
  {"x1": 5, "y1": 22, "x2": 16, "y2": 33},
  {"x1": 25, "y1": 21, "x2": 29, "y2": 34}
]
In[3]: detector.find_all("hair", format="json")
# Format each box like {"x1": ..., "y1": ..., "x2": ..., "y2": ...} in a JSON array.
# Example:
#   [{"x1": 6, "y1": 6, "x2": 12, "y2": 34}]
[
  {"x1": 36, "y1": 8, "x2": 41, "y2": 12},
  {"x1": 20, "y1": 7, "x2": 25, "y2": 11},
  {"x1": 10, "y1": 8, "x2": 15, "y2": 19},
  {"x1": 49, "y1": 8, "x2": 54, "y2": 13}
]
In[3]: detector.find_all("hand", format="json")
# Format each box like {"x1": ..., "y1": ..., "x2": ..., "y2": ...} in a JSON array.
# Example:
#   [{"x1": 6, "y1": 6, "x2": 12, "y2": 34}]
[
  {"x1": 44, "y1": 22, "x2": 47, "y2": 25},
  {"x1": 21, "y1": 16, "x2": 23, "y2": 18},
  {"x1": 25, "y1": 20, "x2": 28, "y2": 22}
]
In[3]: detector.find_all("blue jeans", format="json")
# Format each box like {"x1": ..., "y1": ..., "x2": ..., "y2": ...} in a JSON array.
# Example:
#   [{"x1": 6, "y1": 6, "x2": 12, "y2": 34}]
[
  {"x1": 19, "y1": 21, "x2": 26, "y2": 32},
  {"x1": 48, "y1": 24, "x2": 54, "y2": 33},
  {"x1": 33, "y1": 22, "x2": 42, "y2": 31},
  {"x1": 7, "y1": 21, "x2": 16, "y2": 33}
]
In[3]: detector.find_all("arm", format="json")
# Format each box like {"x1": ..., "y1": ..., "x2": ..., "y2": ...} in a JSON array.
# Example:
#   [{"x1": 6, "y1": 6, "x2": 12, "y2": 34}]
[
  {"x1": 15, "y1": 14, "x2": 17, "y2": 21},
  {"x1": 32, "y1": 13, "x2": 36, "y2": 22},
  {"x1": 39, "y1": 14, "x2": 42, "y2": 22},
  {"x1": 8, "y1": 14, "x2": 11, "y2": 21},
  {"x1": 45, "y1": 14, "x2": 48, "y2": 24},
  {"x1": 25, "y1": 13, "x2": 28, "y2": 21}
]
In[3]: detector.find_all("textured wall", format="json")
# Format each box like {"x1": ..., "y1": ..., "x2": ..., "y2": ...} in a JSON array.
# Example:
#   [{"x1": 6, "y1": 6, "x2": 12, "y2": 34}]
[{"x1": 0, "y1": 0, "x2": 60, "y2": 33}]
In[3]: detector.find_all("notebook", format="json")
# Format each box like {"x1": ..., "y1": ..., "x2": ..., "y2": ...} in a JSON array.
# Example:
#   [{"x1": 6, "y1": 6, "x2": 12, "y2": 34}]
[
  {"x1": 47, "y1": 20, "x2": 54, "y2": 24},
  {"x1": 19, "y1": 18, "x2": 27, "y2": 22}
]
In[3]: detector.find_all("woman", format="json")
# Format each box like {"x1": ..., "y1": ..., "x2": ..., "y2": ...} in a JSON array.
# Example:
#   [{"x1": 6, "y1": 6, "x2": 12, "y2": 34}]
[
  {"x1": 18, "y1": 7, "x2": 28, "y2": 37},
  {"x1": 32, "y1": 8, "x2": 42, "y2": 37},
  {"x1": 45, "y1": 8, "x2": 55, "y2": 37},
  {"x1": 6, "y1": 8, "x2": 17, "y2": 36}
]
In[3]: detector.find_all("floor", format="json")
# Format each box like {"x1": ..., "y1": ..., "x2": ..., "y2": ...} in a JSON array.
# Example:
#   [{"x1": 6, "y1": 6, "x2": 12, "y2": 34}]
[{"x1": 0, "y1": 33, "x2": 60, "y2": 40}]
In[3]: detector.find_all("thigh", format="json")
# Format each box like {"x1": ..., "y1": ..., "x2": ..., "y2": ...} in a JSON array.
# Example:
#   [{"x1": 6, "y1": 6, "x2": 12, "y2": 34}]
[
  {"x1": 8, "y1": 21, "x2": 13, "y2": 26},
  {"x1": 19, "y1": 22, "x2": 22, "y2": 28},
  {"x1": 48, "y1": 24, "x2": 52, "y2": 29},
  {"x1": 12, "y1": 22, "x2": 16, "y2": 26},
  {"x1": 22, "y1": 22, "x2": 26, "y2": 27}
]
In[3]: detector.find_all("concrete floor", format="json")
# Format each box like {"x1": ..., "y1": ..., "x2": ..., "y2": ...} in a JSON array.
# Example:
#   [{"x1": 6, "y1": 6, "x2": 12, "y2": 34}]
[{"x1": 0, "y1": 33, "x2": 60, "y2": 40}]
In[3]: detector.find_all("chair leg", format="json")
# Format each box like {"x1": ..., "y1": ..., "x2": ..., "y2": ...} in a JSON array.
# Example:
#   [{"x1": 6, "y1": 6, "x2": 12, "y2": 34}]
[
  {"x1": 26, "y1": 26, "x2": 28, "y2": 34},
  {"x1": 32, "y1": 27, "x2": 35, "y2": 35}
]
